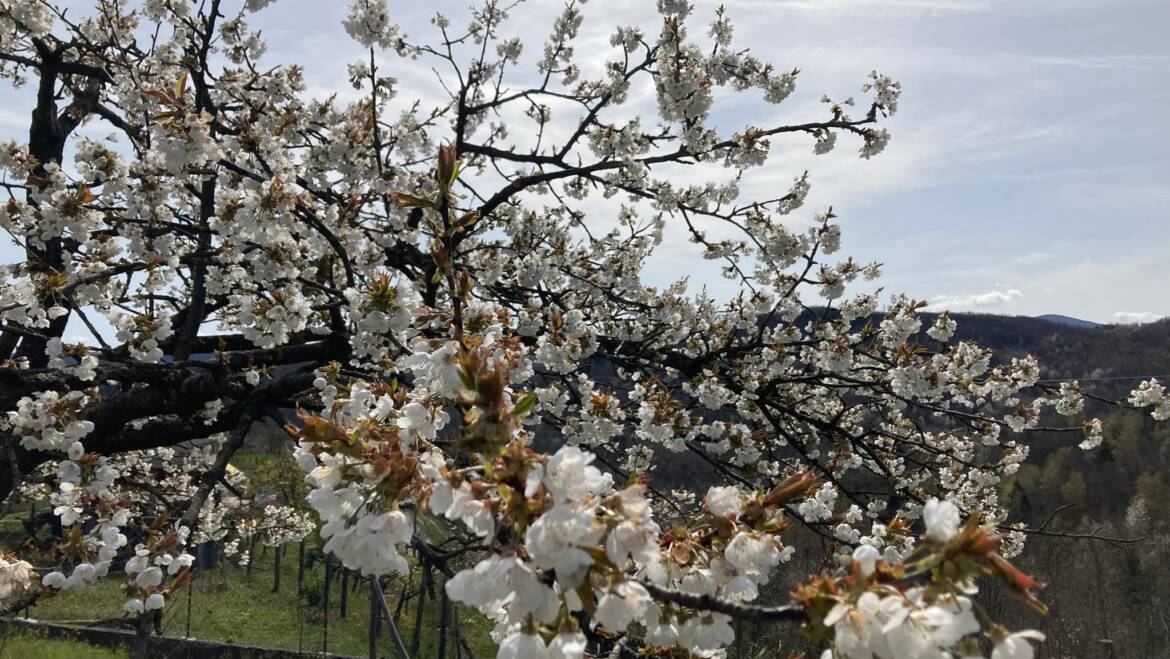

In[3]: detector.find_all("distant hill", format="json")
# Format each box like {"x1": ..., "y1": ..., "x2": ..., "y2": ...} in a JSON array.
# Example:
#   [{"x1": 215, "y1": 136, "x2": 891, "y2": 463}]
[
  {"x1": 1036, "y1": 314, "x2": 1102, "y2": 329},
  {"x1": 928, "y1": 313, "x2": 1170, "y2": 395},
  {"x1": 791, "y1": 309, "x2": 1170, "y2": 389}
]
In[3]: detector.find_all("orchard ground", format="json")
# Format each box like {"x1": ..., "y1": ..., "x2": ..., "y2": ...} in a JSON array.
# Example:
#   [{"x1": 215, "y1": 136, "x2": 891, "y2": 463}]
[{"x1": 0, "y1": 451, "x2": 496, "y2": 657}]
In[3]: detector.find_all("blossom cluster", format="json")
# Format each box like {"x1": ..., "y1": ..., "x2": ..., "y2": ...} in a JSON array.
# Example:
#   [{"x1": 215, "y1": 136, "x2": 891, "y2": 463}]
[
  {"x1": 2, "y1": 390, "x2": 94, "y2": 452},
  {"x1": 287, "y1": 341, "x2": 1051, "y2": 657}
]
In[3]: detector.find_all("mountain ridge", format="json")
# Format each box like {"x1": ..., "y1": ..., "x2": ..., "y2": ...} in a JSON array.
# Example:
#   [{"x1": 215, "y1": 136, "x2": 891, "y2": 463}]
[
  {"x1": 1035, "y1": 313, "x2": 1102, "y2": 329},
  {"x1": 929, "y1": 312, "x2": 1170, "y2": 391}
]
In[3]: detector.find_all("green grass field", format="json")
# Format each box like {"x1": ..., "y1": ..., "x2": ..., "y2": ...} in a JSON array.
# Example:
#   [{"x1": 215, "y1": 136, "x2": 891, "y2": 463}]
[
  {"x1": 0, "y1": 628, "x2": 127, "y2": 658},
  {"x1": 0, "y1": 450, "x2": 497, "y2": 657},
  {"x1": 8, "y1": 543, "x2": 495, "y2": 657}
]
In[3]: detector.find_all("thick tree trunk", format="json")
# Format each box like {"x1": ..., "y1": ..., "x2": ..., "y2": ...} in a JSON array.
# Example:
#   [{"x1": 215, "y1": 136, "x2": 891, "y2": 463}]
[
  {"x1": 9, "y1": 52, "x2": 101, "y2": 367},
  {"x1": 128, "y1": 611, "x2": 158, "y2": 659}
]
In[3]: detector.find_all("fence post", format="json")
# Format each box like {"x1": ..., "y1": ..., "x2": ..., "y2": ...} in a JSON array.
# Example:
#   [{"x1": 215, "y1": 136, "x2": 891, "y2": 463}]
[
  {"x1": 410, "y1": 561, "x2": 429, "y2": 656},
  {"x1": 437, "y1": 584, "x2": 449, "y2": 659},
  {"x1": 186, "y1": 568, "x2": 194, "y2": 638},
  {"x1": 369, "y1": 577, "x2": 379, "y2": 659},
  {"x1": 272, "y1": 545, "x2": 282, "y2": 593},
  {"x1": 297, "y1": 539, "x2": 306, "y2": 589},
  {"x1": 323, "y1": 555, "x2": 332, "y2": 654}
]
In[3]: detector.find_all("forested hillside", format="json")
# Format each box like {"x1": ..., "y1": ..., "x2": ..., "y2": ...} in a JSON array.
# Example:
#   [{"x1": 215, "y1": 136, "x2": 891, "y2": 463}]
[
  {"x1": 719, "y1": 313, "x2": 1170, "y2": 658},
  {"x1": 942, "y1": 314, "x2": 1170, "y2": 387},
  {"x1": 919, "y1": 315, "x2": 1170, "y2": 658}
]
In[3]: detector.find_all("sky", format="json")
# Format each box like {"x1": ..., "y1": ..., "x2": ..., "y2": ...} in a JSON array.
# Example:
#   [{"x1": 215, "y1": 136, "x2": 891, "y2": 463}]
[{"x1": 2, "y1": 0, "x2": 1168, "y2": 324}]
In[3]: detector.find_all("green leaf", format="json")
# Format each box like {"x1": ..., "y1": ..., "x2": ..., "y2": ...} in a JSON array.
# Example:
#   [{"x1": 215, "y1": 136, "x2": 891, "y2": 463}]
[{"x1": 513, "y1": 393, "x2": 538, "y2": 417}]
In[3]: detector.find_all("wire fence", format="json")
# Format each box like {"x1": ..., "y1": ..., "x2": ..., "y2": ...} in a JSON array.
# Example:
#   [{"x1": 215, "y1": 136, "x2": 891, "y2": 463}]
[{"x1": 166, "y1": 539, "x2": 465, "y2": 659}]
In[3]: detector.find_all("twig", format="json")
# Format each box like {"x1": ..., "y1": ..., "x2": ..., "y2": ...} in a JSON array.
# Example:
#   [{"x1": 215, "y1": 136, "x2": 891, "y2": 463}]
[{"x1": 639, "y1": 581, "x2": 804, "y2": 623}]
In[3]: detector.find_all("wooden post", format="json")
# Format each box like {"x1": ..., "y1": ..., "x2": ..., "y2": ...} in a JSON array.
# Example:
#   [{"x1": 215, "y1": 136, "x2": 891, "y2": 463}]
[
  {"x1": 437, "y1": 584, "x2": 449, "y2": 659},
  {"x1": 186, "y1": 568, "x2": 194, "y2": 638},
  {"x1": 297, "y1": 539, "x2": 306, "y2": 589},
  {"x1": 272, "y1": 545, "x2": 282, "y2": 593},
  {"x1": 410, "y1": 562, "x2": 429, "y2": 656},
  {"x1": 322, "y1": 555, "x2": 332, "y2": 654},
  {"x1": 369, "y1": 577, "x2": 379, "y2": 659}
]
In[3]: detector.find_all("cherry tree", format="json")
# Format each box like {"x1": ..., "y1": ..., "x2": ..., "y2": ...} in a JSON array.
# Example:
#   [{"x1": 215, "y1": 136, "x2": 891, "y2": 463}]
[{"x1": 0, "y1": 0, "x2": 1162, "y2": 657}]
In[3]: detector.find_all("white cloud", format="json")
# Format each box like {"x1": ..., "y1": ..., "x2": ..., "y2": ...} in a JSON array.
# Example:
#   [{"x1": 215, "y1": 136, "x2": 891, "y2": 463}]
[
  {"x1": 925, "y1": 288, "x2": 1022, "y2": 311},
  {"x1": 1012, "y1": 53, "x2": 1170, "y2": 72},
  {"x1": 728, "y1": 0, "x2": 990, "y2": 12},
  {"x1": 1112, "y1": 311, "x2": 1164, "y2": 324}
]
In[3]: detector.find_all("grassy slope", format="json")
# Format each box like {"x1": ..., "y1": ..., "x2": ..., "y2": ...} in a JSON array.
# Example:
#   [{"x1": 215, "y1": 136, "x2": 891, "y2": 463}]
[
  {"x1": 0, "y1": 452, "x2": 496, "y2": 657},
  {"x1": 0, "y1": 629, "x2": 127, "y2": 658},
  {"x1": 14, "y1": 545, "x2": 495, "y2": 657}
]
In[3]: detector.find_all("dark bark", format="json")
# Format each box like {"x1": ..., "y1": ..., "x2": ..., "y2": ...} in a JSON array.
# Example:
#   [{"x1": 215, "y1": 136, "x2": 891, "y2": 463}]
[
  {"x1": 0, "y1": 358, "x2": 326, "y2": 505},
  {"x1": 172, "y1": 176, "x2": 216, "y2": 361},
  {"x1": 128, "y1": 610, "x2": 161, "y2": 659}
]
